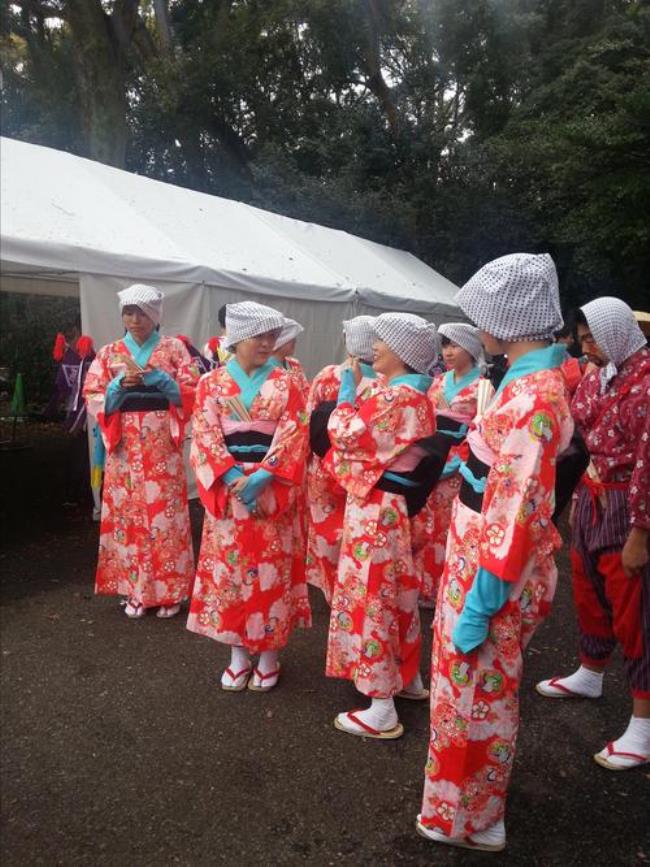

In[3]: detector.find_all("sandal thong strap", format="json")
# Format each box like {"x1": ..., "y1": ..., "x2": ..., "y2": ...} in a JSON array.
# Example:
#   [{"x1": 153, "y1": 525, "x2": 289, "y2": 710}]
[
  {"x1": 604, "y1": 742, "x2": 648, "y2": 762},
  {"x1": 224, "y1": 666, "x2": 252, "y2": 683},
  {"x1": 253, "y1": 667, "x2": 280, "y2": 683},
  {"x1": 346, "y1": 711, "x2": 383, "y2": 736}
]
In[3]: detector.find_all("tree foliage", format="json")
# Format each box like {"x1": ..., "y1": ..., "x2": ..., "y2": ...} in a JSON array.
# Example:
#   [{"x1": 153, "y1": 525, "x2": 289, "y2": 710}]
[{"x1": 1, "y1": 0, "x2": 648, "y2": 306}]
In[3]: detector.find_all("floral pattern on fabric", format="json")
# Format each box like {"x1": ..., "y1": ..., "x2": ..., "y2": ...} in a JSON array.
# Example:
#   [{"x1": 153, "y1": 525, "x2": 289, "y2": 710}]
[
  {"x1": 187, "y1": 365, "x2": 311, "y2": 652},
  {"x1": 421, "y1": 367, "x2": 573, "y2": 837},
  {"x1": 412, "y1": 374, "x2": 491, "y2": 604},
  {"x1": 571, "y1": 348, "x2": 650, "y2": 529},
  {"x1": 305, "y1": 364, "x2": 377, "y2": 603},
  {"x1": 324, "y1": 381, "x2": 435, "y2": 696},
  {"x1": 83, "y1": 336, "x2": 199, "y2": 606}
]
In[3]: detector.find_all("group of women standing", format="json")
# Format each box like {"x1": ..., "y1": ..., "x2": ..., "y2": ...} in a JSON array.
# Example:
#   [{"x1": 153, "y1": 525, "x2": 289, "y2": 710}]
[{"x1": 82, "y1": 253, "x2": 648, "y2": 853}]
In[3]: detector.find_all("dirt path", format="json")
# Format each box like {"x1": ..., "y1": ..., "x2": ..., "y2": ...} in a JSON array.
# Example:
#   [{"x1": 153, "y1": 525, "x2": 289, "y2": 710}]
[{"x1": 1, "y1": 433, "x2": 648, "y2": 865}]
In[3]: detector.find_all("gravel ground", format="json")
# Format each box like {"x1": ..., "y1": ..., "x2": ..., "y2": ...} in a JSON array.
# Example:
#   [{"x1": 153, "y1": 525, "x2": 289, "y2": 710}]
[{"x1": 1, "y1": 429, "x2": 648, "y2": 865}]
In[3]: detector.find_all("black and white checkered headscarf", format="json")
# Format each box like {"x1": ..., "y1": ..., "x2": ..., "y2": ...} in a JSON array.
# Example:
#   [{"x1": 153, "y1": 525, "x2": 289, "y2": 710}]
[
  {"x1": 224, "y1": 301, "x2": 285, "y2": 350},
  {"x1": 118, "y1": 284, "x2": 164, "y2": 325},
  {"x1": 581, "y1": 297, "x2": 647, "y2": 391},
  {"x1": 373, "y1": 312, "x2": 439, "y2": 374},
  {"x1": 342, "y1": 316, "x2": 376, "y2": 361},
  {"x1": 438, "y1": 322, "x2": 483, "y2": 362},
  {"x1": 455, "y1": 253, "x2": 563, "y2": 341},
  {"x1": 274, "y1": 317, "x2": 304, "y2": 350}
]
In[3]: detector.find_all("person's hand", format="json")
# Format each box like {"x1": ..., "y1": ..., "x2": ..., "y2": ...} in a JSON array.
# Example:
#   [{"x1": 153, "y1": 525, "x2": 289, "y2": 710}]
[
  {"x1": 622, "y1": 527, "x2": 649, "y2": 577},
  {"x1": 350, "y1": 356, "x2": 363, "y2": 387},
  {"x1": 121, "y1": 358, "x2": 144, "y2": 388}
]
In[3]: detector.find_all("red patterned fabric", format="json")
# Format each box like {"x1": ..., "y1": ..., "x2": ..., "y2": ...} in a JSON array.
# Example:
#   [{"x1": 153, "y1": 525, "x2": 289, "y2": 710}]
[
  {"x1": 420, "y1": 366, "x2": 573, "y2": 837},
  {"x1": 324, "y1": 380, "x2": 435, "y2": 697},
  {"x1": 304, "y1": 364, "x2": 378, "y2": 603},
  {"x1": 187, "y1": 365, "x2": 311, "y2": 652},
  {"x1": 571, "y1": 347, "x2": 650, "y2": 529},
  {"x1": 83, "y1": 336, "x2": 199, "y2": 607}
]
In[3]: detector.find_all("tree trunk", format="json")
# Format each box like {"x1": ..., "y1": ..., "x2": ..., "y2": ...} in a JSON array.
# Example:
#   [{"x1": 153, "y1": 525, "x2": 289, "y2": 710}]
[{"x1": 64, "y1": 0, "x2": 131, "y2": 167}]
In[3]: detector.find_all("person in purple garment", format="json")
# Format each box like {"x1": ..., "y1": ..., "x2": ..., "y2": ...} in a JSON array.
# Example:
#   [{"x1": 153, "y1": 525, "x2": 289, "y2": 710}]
[{"x1": 45, "y1": 320, "x2": 96, "y2": 509}]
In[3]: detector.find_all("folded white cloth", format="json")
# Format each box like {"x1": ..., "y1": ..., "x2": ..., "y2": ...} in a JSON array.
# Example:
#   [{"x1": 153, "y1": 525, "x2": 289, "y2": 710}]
[
  {"x1": 373, "y1": 312, "x2": 439, "y2": 374},
  {"x1": 117, "y1": 284, "x2": 164, "y2": 325},
  {"x1": 456, "y1": 253, "x2": 562, "y2": 341},
  {"x1": 224, "y1": 301, "x2": 285, "y2": 350}
]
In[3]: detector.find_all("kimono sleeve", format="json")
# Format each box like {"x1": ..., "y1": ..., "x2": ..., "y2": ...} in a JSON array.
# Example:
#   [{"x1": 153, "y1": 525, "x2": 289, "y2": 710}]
[
  {"x1": 82, "y1": 347, "x2": 122, "y2": 453},
  {"x1": 478, "y1": 398, "x2": 568, "y2": 582},
  {"x1": 324, "y1": 385, "x2": 430, "y2": 498},
  {"x1": 168, "y1": 339, "x2": 200, "y2": 447},
  {"x1": 625, "y1": 374, "x2": 650, "y2": 530},
  {"x1": 189, "y1": 372, "x2": 237, "y2": 516},
  {"x1": 260, "y1": 377, "x2": 308, "y2": 486}
]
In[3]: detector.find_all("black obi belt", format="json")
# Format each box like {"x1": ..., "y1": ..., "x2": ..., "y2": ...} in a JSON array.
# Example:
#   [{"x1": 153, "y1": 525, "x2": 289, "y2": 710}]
[
  {"x1": 120, "y1": 385, "x2": 170, "y2": 412},
  {"x1": 458, "y1": 448, "x2": 490, "y2": 513},
  {"x1": 224, "y1": 431, "x2": 274, "y2": 464},
  {"x1": 309, "y1": 400, "x2": 337, "y2": 458}
]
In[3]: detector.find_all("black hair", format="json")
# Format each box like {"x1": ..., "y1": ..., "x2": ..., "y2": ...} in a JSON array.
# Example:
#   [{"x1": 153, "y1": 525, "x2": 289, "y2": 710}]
[
  {"x1": 218, "y1": 304, "x2": 228, "y2": 328},
  {"x1": 440, "y1": 335, "x2": 452, "y2": 348},
  {"x1": 573, "y1": 308, "x2": 587, "y2": 326}
]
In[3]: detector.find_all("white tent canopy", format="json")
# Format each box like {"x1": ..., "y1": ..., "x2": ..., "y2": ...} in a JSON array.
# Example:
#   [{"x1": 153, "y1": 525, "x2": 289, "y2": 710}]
[{"x1": 1, "y1": 135, "x2": 459, "y2": 374}]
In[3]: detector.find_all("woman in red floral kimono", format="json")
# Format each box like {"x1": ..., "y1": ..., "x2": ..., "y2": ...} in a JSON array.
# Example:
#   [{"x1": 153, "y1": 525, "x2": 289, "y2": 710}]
[
  {"x1": 272, "y1": 317, "x2": 310, "y2": 400},
  {"x1": 305, "y1": 316, "x2": 379, "y2": 603},
  {"x1": 412, "y1": 323, "x2": 493, "y2": 607},
  {"x1": 83, "y1": 284, "x2": 198, "y2": 619},
  {"x1": 187, "y1": 301, "x2": 311, "y2": 693},
  {"x1": 324, "y1": 312, "x2": 438, "y2": 739},
  {"x1": 417, "y1": 254, "x2": 574, "y2": 852}
]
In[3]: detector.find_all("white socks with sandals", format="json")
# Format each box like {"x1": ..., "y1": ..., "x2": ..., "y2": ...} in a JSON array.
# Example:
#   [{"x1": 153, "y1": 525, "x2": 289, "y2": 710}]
[
  {"x1": 221, "y1": 646, "x2": 251, "y2": 689},
  {"x1": 537, "y1": 665, "x2": 604, "y2": 699},
  {"x1": 596, "y1": 716, "x2": 650, "y2": 770},
  {"x1": 339, "y1": 697, "x2": 399, "y2": 734}
]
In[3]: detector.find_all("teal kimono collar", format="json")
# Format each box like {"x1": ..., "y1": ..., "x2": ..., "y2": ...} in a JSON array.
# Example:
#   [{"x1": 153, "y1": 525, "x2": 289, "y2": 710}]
[
  {"x1": 359, "y1": 362, "x2": 377, "y2": 380},
  {"x1": 496, "y1": 344, "x2": 566, "y2": 397},
  {"x1": 124, "y1": 330, "x2": 161, "y2": 368},
  {"x1": 226, "y1": 358, "x2": 276, "y2": 410},
  {"x1": 389, "y1": 372, "x2": 432, "y2": 394},
  {"x1": 443, "y1": 366, "x2": 480, "y2": 405}
]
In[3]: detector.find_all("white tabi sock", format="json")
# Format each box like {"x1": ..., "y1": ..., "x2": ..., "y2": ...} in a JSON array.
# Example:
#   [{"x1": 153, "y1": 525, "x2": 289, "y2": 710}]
[
  {"x1": 221, "y1": 646, "x2": 251, "y2": 688},
  {"x1": 353, "y1": 697, "x2": 399, "y2": 732},
  {"x1": 597, "y1": 715, "x2": 650, "y2": 769},
  {"x1": 470, "y1": 818, "x2": 506, "y2": 847},
  {"x1": 258, "y1": 650, "x2": 279, "y2": 675},
  {"x1": 537, "y1": 665, "x2": 604, "y2": 698},
  {"x1": 405, "y1": 672, "x2": 424, "y2": 694}
]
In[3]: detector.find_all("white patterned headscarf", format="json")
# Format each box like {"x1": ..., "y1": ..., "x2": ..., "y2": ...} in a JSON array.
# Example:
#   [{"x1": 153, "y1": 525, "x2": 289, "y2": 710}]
[
  {"x1": 118, "y1": 284, "x2": 164, "y2": 325},
  {"x1": 438, "y1": 322, "x2": 484, "y2": 363},
  {"x1": 455, "y1": 253, "x2": 563, "y2": 341},
  {"x1": 224, "y1": 301, "x2": 285, "y2": 350},
  {"x1": 274, "y1": 317, "x2": 304, "y2": 350},
  {"x1": 581, "y1": 297, "x2": 647, "y2": 392},
  {"x1": 373, "y1": 312, "x2": 439, "y2": 374},
  {"x1": 342, "y1": 315, "x2": 376, "y2": 361}
]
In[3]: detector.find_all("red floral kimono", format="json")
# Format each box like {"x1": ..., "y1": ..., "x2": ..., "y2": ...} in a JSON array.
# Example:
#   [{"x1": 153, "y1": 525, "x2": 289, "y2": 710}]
[
  {"x1": 412, "y1": 370, "x2": 493, "y2": 604},
  {"x1": 324, "y1": 376, "x2": 435, "y2": 697},
  {"x1": 421, "y1": 350, "x2": 573, "y2": 837},
  {"x1": 187, "y1": 360, "x2": 312, "y2": 652},
  {"x1": 305, "y1": 363, "x2": 379, "y2": 603},
  {"x1": 283, "y1": 356, "x2": 311, "y2": 401},
  {"x1": 83, "y1": 335, "x2": 198, "y2": 607}
]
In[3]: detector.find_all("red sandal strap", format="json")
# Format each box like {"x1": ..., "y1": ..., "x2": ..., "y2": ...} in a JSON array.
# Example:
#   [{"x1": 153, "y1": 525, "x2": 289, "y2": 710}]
[
  {"x1": 605, "y1": 742, "x2": 648, "y2": 761},
  {"x1": 346, "y1": 711, "x2": 382, "y2": 736},
  {"x1": 253, "y1": 667, "x2": 280, "y2": 683},
  {"x1": 224, "y1": 666, "x2": 251, "y2": 682},
  {"x1": 548, "y1": 677, "x2": 580, "y2": 696}
]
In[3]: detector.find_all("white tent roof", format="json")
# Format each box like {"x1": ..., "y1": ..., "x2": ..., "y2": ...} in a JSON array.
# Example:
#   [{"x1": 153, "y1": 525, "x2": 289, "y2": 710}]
[{"x1": 0, "y1": 136, "x2": 458, "y2": 314}]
